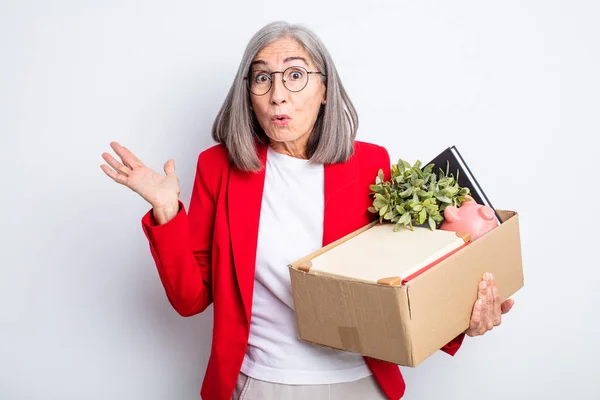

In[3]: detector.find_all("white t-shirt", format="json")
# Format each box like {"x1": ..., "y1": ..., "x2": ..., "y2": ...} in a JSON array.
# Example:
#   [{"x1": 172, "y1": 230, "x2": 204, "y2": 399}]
[{"x1": 241, "y1": 146, "x2": 372, "y2": 385}]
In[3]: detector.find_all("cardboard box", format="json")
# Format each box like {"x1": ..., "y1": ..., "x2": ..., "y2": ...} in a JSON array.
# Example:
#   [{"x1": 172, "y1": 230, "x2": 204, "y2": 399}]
[{"x1": 288, "y1": 209, "x2": 523, "y2": 367}]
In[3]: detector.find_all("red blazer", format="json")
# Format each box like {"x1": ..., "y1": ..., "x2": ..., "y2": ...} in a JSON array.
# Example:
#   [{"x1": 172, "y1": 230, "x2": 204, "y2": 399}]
[{"x1": 141, "y1": 140, "x2": 464, "y2": 400}]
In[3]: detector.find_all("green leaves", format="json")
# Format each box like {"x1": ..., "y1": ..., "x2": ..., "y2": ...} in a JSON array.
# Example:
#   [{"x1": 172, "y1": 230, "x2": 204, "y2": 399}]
[
  {"x1": 428, "y1": 217, "x2": 436, "y2": 231},
  {"x1": 369, "y1": 184, "x2": 383, "y2": 193},
  {"x1": 399, "y1": 187, "x2": 413, "y2": 198},
  {"x1": 418, "y1": 208, "x2": 427, "y2": 224},
  {"x1": 368, "y1": 157, "x2": 471, "y2": 231},
  {"x1": 376, "y1": 169, "x2": 385, "y2": 184},
  {"x1": 435, "y1": 195, "x2": 452, "y2": 204}
]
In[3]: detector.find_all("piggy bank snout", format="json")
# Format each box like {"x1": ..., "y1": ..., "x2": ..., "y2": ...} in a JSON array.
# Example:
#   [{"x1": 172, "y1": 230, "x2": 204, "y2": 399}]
[{"x1": 443, "y1": 206, "x2": 460, "y2": 222}]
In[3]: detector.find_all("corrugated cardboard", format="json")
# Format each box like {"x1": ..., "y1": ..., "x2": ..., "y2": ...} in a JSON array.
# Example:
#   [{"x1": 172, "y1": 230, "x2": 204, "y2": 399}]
[{"x1": 288, "y1": 209, "x2": 523, "y2": 367}]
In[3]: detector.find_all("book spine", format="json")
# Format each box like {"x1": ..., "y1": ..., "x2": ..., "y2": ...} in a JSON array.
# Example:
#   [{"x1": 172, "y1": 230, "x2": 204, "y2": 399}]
[{"x1": 401, "y1": 242, "x2": 471, "y2": 284}]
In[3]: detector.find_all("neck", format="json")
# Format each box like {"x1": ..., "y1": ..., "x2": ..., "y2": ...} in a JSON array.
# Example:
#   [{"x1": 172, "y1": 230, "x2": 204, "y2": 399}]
[{"x1": 269, "y1": 136, "x2": 310, "y2": 159}]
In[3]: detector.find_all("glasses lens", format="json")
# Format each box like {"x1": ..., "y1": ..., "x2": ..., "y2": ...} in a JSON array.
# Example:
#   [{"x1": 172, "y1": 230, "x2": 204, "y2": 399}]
[
  {"x1": 283, "y1": 67, "x2": 308, "y2": 92},
  {"x1": 249, "y1": 70, "x2": 271, "y2": 95}
]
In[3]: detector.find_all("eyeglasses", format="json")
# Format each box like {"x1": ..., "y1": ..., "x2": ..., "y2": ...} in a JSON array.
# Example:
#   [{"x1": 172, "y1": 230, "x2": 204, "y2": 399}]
[{"x1": 244, "y1": 66, "x2": 325, "y2": 96}]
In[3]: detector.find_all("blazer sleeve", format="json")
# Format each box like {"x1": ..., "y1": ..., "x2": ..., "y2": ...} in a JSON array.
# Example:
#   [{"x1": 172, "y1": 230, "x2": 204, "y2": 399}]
[
  {"x1": 376, "y1": 144, "x2": 466, "y2": 357},
  {"x1": 140, "y1": 152, "x2": 215, "y2": 317}
]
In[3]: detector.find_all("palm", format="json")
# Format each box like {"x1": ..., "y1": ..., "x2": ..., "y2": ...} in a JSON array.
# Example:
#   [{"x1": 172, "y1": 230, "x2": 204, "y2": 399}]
[
  {"x1": 126, "y1": 165, "x2": 180, "y2": 208},
  {"x1": 100, "y1": 142, "x2": 180, "y2": 208}
]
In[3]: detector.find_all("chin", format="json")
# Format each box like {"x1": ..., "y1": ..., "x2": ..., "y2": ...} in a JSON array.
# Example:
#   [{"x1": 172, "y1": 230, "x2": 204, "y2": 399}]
[{"x1": 265, "y1": 130, "x2": 303, "y2": 143}]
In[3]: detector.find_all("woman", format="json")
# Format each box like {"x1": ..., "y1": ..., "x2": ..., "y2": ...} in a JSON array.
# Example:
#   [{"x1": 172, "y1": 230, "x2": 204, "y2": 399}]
[{"x1": 101, "y1": 21, "x2": 514, "y2": 400}]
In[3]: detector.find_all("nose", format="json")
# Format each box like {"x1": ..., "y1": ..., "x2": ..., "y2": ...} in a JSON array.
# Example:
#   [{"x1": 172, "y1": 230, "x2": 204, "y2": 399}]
[{"x1": 269, "y1": 72, "x2": 288, "y2": 105}]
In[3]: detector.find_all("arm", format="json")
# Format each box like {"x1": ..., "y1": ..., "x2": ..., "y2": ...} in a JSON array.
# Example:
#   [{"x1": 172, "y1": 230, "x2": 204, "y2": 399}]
[
  {"x1": 440, "y1": 333, "x2": 465, "y2": 356},
  {"x1": 141, "y1": 152, "x2": 215, "y2": 317}
]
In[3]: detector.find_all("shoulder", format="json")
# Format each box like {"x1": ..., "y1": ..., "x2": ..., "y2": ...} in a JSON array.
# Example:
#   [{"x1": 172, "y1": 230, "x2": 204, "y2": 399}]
[
  {"x1": 351, "y1": 140, "x2": 392, "y2": 182},
  {"x1": 195, "y1": 143, "x2": 232, "y2": 179},
  {"x1": 188, "y1": 143, "x2": 232, "y2": 201},
  {"x1": 198, "y1": 143, "x2": 229, "y2": 166},
  {"x1": 353, "y1": 140, "x2": 391, "y2": 166},
  {"x1": 194, "y1": 144, "x2": 230, "y2": 197}
]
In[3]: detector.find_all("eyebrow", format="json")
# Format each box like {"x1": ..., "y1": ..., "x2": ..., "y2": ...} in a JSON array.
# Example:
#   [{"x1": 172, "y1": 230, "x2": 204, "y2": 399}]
[{"x1": 251, "y1": 56, "x2": 310, "y2": 68}]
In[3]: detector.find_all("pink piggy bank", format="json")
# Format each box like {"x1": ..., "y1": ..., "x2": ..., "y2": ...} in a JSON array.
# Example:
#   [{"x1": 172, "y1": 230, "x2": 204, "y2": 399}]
[{"x1": 439, "y1": 196, "x2": 498, "y2": 241}]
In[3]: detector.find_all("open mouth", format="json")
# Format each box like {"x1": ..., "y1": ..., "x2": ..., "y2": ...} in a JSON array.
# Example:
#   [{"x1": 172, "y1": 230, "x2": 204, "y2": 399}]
[
  {"x1": 271, "y1": 114, "x2": 292, "y2": 126},
  {"x1": 271, "y1": 114, "x2": 292, "y2": 121}
]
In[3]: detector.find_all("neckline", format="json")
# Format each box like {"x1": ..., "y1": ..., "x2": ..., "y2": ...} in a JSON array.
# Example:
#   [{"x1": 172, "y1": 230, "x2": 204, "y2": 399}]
[{"x1": 267, "y1": 145, "x2": 315, "y2": 167}]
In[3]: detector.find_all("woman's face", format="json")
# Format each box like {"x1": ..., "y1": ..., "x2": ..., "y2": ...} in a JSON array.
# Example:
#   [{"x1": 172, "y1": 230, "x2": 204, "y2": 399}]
[{"x1": 249, "y1": 38, "x2": 326, "y2": 149}]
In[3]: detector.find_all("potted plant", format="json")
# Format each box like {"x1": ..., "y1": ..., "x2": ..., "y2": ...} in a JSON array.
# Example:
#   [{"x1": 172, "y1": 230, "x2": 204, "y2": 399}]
[{"x1": 368, "y1": 159, "x2": 471, "y2": 231}]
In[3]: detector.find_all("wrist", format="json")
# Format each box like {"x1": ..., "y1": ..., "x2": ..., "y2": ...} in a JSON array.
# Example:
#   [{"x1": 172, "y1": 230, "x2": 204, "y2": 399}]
[{"x1": 152, "y1": 200, "x2": 180, "y2": 225}]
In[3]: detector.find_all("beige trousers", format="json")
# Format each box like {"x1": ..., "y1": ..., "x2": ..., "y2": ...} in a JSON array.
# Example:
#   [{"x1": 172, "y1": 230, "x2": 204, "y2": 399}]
[{"x1": 231, "y1": 372, "x2": 388, "y2": 400}]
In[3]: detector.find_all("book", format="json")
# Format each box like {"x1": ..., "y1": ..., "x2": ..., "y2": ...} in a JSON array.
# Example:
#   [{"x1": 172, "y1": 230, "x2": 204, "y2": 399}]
[
  {"x1": 306, "y1": 223, "x2": 469, "y2": 285},
  {"x1": 426, "y1": 145, "x2": 503, "y2": 224}
]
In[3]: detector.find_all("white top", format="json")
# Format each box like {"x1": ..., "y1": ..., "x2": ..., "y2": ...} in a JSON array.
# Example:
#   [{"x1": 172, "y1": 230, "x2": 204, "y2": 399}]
[{"x1": 241, "y1": 146, "x2": 372, "y2": 385}]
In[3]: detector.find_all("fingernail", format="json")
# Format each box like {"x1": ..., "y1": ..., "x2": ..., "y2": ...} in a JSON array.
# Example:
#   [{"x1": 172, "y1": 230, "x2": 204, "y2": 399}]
[{"x1": 480, "y1": 281, "x2": 487, "y2": 289}]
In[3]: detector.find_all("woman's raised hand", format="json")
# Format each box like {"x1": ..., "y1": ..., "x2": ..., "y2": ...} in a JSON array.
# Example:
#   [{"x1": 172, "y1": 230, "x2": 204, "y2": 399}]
[{"x1": 101, "y1": 142, "x2": 180, "y2": 224}]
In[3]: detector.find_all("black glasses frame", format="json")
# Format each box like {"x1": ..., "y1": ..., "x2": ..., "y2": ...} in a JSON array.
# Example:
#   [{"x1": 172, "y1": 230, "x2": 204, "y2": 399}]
[{"x1": 244, "y1": 65, "x2": 325, "y2": 96}]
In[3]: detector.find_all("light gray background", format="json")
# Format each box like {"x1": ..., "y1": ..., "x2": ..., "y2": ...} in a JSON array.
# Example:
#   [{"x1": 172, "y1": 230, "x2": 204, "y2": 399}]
[{"x1": 1, "y1": 1, "x2": 598, "y2": 399}]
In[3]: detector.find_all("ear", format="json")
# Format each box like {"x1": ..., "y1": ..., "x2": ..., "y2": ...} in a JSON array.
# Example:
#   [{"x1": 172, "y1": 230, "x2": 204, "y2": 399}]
[
  {"x1": 444, "y1": 206, "x2": 460, "y2": 222},
  {"x1": 479, "y1": 206, "x2": 495, "y2": 221}
]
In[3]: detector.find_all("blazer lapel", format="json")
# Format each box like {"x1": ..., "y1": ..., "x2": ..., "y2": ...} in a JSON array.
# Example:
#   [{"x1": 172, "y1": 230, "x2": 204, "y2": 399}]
[
  {"x1": 323, "y1": 154, "x2": 361, "y2": 246},
  {"x1": 227, "y1": 143, "x2": 268, "y2": 324}
]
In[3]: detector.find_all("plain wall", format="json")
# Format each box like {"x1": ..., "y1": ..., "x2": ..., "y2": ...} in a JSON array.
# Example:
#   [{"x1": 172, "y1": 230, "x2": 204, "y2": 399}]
[{"x1": 1, "y1": 1, "x2": 598, "y2": 399}]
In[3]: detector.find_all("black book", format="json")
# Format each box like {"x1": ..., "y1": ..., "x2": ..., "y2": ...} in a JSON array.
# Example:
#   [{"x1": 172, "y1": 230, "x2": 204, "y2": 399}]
[{"x1": 426, "y1": 145, "x2": 503, "y2": 224}]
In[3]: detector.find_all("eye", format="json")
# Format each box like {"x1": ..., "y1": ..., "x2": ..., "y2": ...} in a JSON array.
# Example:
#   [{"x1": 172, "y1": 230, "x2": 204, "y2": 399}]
[
  {"x1": 252, "y1": 71, "x2": 271, "y2": 84},
  {"x1": 287, "y1": 68, "x2": 305, "y2": 81}
]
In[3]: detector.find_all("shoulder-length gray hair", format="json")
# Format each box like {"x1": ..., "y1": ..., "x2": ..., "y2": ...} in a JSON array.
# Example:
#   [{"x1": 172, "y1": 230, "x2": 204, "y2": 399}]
[{"x1": 211, "y1": 21, "x2": 359, "y2": 172}]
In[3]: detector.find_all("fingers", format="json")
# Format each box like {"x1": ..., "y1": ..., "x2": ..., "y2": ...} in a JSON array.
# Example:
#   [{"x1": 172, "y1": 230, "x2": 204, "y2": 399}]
[
  {"x1": 102, "y1": 152, "x2": 132, "y2": 177},
  {"x1": 483, "y1": 273, "x2": 498, "y2": 327},
  {"x1": 110, "y1": 142, "x2": 145, "y2": 169},
  {"x1": 478, "y1": 278, "x2": 491, "y2": 332},
  {"x1": 492, "y1": 284, "x2": 502, "y2": 326},
  {"x1": 467, "y1": 272, "x2": 515, "y2": 337},
  {"x1": 482, "y1": 277, "x2": 494, "y2": 333},
  {"x1": 100, "y1": 164, "x2": 128, "y2": 185},
  {"x1": 467, "y1": 273, "x2": 501, "y2": 337},
  {"x1": 101, "y1": 141, "x2": 147, "y2": 186},
  {"x1": 501, "y1": 299, "x2": 515, "y2": 314},
  {"x1": 164, "y1": 159, "x2": 176, "y2": 176},
  {"x1": 481, "y1": 273, "x2": 498, "y2": 330},
  {"x1": 466, "y1": 298, "x2": 483, "y2": 336},
  {"x1": 466, "y1": 278, "x2": 488, "y2": 336}
]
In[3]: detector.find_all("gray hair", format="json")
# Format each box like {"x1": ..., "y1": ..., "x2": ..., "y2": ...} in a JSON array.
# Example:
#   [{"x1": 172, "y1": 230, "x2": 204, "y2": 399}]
[{"x1": 211, "y1": 21, "x2": 359, "y2": 172}]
